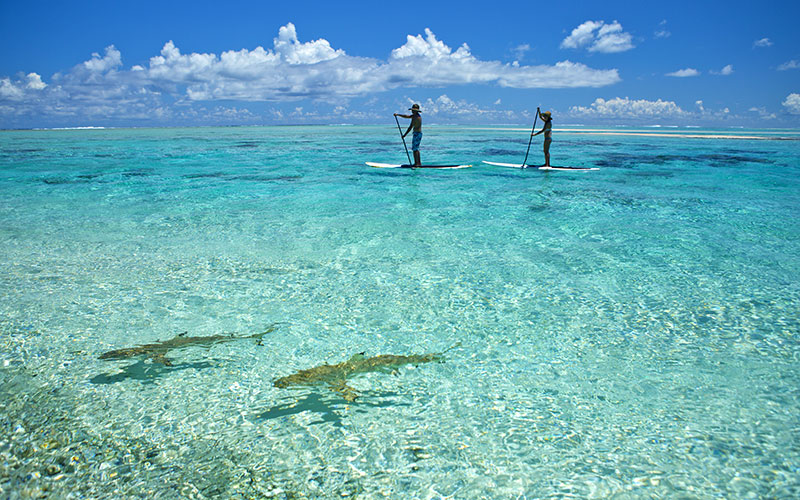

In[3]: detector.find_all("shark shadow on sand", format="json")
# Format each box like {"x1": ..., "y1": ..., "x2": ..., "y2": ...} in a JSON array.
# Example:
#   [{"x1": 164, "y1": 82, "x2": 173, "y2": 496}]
[
  {"x1": 93, "y1": 325, "x2": 279, "y2": 384},
  {"x1": 255, "y1": 390, "x2": 408, "y2": 427},
  {"x1": 90, "y1": 359, "x2": 215, "y2": 385},
  {"x1": 98, "y1": 324, "x2": 279, "y2": 366},
  {"x1": 273, "y1": 345, "x2": 456, "y2": 402}
]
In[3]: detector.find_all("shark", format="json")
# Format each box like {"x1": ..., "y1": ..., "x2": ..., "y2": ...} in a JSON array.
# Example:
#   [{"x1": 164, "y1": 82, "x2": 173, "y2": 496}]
[
  {"x1": 98, "y1": 325, "x2": 278, "y2": 366},
  {"x1": 273, "y1": 346, "x2": 455, "y2": 402}
]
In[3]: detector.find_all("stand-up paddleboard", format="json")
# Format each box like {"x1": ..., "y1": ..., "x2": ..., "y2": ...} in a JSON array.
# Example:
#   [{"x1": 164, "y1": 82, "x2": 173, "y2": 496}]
[
  {"x1": 367, "y1": 162, "x2": 472, "y2": 169},
  {"x1": 482, "y1": 161, "x2": 598, "y2": 171}
]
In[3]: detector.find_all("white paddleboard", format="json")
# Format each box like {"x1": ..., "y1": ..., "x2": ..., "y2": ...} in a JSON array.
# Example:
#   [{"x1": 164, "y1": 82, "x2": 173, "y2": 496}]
[
  {"x1": 367, "y1": 162, "x2": 472, "y2": 169},
  {"x1": 482, "y1": 161, "x2": 598, "y2": 171}
]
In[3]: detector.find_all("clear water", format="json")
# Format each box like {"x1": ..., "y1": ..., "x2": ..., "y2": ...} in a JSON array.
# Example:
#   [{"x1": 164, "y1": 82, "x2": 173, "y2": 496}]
[{"x1": 1, "y1": 126, "x2": 799, "y2": 499}]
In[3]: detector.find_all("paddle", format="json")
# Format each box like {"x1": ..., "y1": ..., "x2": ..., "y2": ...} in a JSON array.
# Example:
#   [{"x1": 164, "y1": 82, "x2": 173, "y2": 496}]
[
  {"x1": 522, "y1": 108, "x2": 539, "y2": 167},
  {"x1": 394, "y1": 115, "x2": 412, "y2": 165}
]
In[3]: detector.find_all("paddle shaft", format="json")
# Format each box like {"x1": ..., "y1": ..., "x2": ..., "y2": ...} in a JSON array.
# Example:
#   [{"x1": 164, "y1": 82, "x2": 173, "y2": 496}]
[
  {"x1": 522, "y1": 111, "x2": 539, "y2": 167},
  {"x1": 395, "y1": 115, "x2": 412, "y2": 164}
]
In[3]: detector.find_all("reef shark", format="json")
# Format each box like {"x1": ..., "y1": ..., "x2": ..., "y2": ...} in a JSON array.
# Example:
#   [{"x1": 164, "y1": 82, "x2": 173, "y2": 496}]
[
  {"x1": 274, "y1": 346, "x2": 455, "y2": 402},
  {"x1": 98, "y1": 325, "x2": 277, "y2": 366}
]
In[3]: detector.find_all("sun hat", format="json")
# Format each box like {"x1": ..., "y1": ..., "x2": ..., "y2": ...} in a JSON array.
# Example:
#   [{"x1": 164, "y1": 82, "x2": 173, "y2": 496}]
[{"x1": 409, "y1": 104, "x2": 422, "y2": 113}]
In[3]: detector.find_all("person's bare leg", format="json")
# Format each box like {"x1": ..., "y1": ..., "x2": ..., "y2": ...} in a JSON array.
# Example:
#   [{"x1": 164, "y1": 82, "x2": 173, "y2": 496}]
[
  {"x1": 413, "y1": 150, "x2": 421, "y2": 166},
  {"x1": 543, "y1": 139, "x2": 551, "y2": 167}
]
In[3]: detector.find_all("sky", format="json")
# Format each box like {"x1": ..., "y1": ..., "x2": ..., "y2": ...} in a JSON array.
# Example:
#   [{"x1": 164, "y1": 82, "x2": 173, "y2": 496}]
[{"x1": 1, "y1": 0, "x2": 799, "y2": 128}]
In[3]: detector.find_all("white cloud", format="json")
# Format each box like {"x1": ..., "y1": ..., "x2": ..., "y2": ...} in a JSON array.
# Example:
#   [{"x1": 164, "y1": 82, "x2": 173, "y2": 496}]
[
  {"x1": 561, "y1": 21, "x2": 604, "y2": 49},
  {"x1": 20, "y1": 24, "x2": 621, "y2": 101},
  {"x1": 420, "y1": 95, "x2": 486, "y2": 116},
  {"x1": 561, "y1": 21, "x2": 634, "y2": 53},
  {"x1": 783, "y1": 93, "x2": 800, "y2": 114},
  {"x1": 0, "y1": 23, "x2": 621, "y2": 125},
  {"x1": 411, "y1": 94, "x2": 519, "y2": 122},
  {"x1": 749, "y1": 107, "x2": 776, "y2": 119},
  {"x1": 654, "y1": 20, "x2": 670, "y2": 39},
  {"x1": 778, "y1": 60, "x2": 799, "y2": 71},
  {"x1": 666, "y1": 68, "x2": 700, "y2": 77},
  {"x1": 592, "y1": 22, "x2": 634, "y2": 53},
  {"x1": 83, "y1": 46, "x2": 123, "y2": 73},
  {"x1": 753, "y1": 38, "x2": 773, "y2": 48},
  {"x1": 0, "y1": 73, "x2": 48, "y2": 100},
  {"x1": 497, "y1": 60, "x2": 620, "y2": 88},
  {"x1": 273, "y1": 23, "x2": 343, "y2": 64},
  {"x1": 25, "y1": 73, "x2": 47, "y2": 90},
  {"x1": 512, "y1": 44, "x2": 531, "y2": 61},
  {"x1": 385, "y1": 29, "x2": 619, "y2": 89},
  {"x1": 569, "y1": 97, "x2": 687, "y2": 118},
  {"x1": 391, "y1": 29, "x2": 471, "y2": 60},
  {"x1": 711, "y1": 64, "x2": 733, "y2": 76},
  {"x1": 0, "y1": 78, "x2": 25, "y2": 100},
  {"x1": 423, "y1": 95, "x2": 478, "y2": 115},
  {"x1": 263, "y1": 103, "x2": 380, "y2": 124}
]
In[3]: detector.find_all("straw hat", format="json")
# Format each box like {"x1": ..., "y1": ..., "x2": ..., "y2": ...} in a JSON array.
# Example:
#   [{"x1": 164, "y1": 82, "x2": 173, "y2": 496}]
[{"x1": 409, "y1": 104, "x2": 422, "y2": 113}]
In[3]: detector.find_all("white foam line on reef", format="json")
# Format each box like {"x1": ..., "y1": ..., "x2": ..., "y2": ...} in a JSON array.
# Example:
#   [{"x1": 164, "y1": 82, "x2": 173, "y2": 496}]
[
  {"x1": 467, "y1": 127, "x2": 799, "y2": 140},
  {"x1": 565, "y1": 131, "x2": 773, "y2": 140}
]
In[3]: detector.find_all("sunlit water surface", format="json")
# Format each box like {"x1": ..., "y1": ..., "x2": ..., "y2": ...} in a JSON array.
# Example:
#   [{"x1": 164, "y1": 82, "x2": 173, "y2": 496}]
[{"x1": 1, "y1": 126, "x2": 799, "y2": 498}]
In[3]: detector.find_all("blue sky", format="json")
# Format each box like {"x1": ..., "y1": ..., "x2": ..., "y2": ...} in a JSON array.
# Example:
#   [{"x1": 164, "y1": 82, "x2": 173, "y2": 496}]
[{"x1": 1, "y1": 0, "x2": 798, "y2": 128}]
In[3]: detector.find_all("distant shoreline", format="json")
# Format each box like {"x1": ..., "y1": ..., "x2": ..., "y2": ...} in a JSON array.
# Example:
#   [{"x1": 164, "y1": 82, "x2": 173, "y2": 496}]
[{"x1": 2, "y1": 124, "x2": 799, "y2": 140}]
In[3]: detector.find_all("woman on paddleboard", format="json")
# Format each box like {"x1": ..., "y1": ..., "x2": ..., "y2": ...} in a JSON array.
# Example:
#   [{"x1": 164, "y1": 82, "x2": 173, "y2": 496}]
[
  {"x1": 531, "y1": 108, "x2": 552, "y2": 167},
  {"x1": 394, "y1": 104, "x2": 422, "y2": 166}
]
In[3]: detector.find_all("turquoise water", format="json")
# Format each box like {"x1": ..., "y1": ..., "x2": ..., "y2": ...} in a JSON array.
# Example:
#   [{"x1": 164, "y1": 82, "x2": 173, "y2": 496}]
[{"x1": 1, "y1": 125, "x2": 799, "y2": 498}]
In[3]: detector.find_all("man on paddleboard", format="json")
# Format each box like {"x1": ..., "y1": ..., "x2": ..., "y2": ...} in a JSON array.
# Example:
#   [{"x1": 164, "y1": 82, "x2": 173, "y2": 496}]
[
  {"x1": 394, "y1": 104, "x2": 422, "y2": 166},
  {"x1": 531, "y1": 107, "x2": 552, "y2": 167}
]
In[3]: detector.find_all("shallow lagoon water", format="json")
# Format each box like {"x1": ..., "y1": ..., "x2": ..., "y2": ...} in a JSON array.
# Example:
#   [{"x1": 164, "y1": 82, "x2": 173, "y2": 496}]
[{"x1": 1, "y1": 126, "x2": 799, "y2": 498}]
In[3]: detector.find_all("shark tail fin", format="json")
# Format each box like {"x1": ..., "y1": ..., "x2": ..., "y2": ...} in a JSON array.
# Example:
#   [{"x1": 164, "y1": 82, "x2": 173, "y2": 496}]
[
  {"x1": 442, "y1": 341, "x2": 462, "y2": 355},
  {"x1": 248, "y1": 323, "x2": 284, "y2": 345}
]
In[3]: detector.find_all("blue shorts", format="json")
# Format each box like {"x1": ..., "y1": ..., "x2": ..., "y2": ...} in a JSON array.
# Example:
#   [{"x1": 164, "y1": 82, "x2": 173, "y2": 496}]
[{"x1": 411, "y1": 131, "x2": 422, "y2": 151}]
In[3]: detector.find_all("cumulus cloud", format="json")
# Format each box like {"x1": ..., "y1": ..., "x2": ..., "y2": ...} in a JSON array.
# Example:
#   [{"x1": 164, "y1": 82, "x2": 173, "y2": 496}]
[
  {"x1": 0, "y1": 23, "x2": 621, "y2": 126},
  {"x1": 753, "y1": 38, "x2": 772, "y2": 48},
  {"x1": 562, "y1": 21, "x2": 603, "y2": 49},
  {"x1": 711, "y1": 64, "x2": 733, "y2": 75},
  {"x1": 273, "y1": 23, "x2": 343, "y2": 64},
  {"x1": 419, "y1": 94, "x2": 516, "y2": 119},
  {"x1": 561, "y1": 21, "x2": 634, "y2": 53},
  {"x1": 749, "y1": 107, "x2": 776, "y2": 119},
  {"x1": 569, "y1": 97, "x2": 687, "y2": 119},
  {"x1": 511, "y1": 44, "x2": 531, "y2": 61},
  {"x1": 25, "y1": 73, "x2": 47, "y2": 90},
  {"x1": 783, "y1": 93, "x2": 800, "y2": 114},
  {"x1": 385, "y1": 29, "x2": 619, "y2": 89},
  {"x1": 0, "y1": 73, "x2": 48, "y2": 100},
  {"x1": 83, "y1": 46, "x2": 123, "y2": 73},
  {"x1": 778, "y1": 60, "x2": 799, "y2": 71},
  {"x1": 386, "y1": 94, "x2": 521, "y2": 123},
  {"x1": 0, "y1": 78, "x2": 25, "y2": 100},
  {"x1": 666, "y1": 68, "x2": 700, "y2": 77}
]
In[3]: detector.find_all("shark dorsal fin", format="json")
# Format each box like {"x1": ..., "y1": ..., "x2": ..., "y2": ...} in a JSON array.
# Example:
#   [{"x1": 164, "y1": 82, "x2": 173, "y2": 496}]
[{"x1": 347, "y1": 352, "x2": 366, "y2": 363}]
